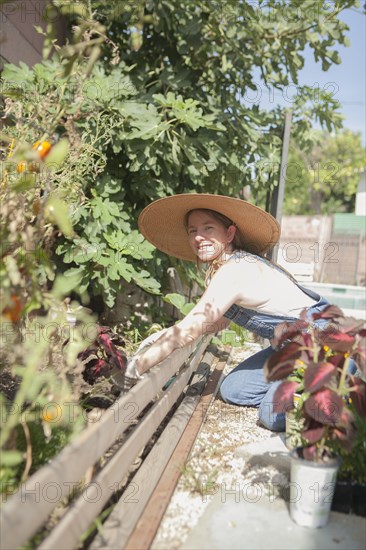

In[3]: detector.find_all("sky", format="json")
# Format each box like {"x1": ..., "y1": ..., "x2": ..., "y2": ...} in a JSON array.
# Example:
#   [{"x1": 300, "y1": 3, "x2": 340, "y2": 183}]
[
  {"x1": 299, "y1": 6, "x2": 366, "y2": 145},
  {"x1": 249, "y1": 5, "x2": 366, "y2": 145}
]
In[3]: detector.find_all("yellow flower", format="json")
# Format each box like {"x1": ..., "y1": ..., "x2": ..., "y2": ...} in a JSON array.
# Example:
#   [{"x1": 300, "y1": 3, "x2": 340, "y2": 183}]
[{"x1": 42, "y1": 403, "x2": 62, "y2": 423}]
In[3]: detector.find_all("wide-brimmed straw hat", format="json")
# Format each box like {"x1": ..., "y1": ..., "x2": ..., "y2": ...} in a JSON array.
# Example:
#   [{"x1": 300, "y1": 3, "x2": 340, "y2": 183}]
[{"x1": 138, "y1": 193, "x2": 280, "y2": 261}]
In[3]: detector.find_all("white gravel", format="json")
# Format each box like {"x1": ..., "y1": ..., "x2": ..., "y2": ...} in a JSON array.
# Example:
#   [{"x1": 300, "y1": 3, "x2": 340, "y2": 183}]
[{"x1": 152, "y1": 345, "x2": 286, "y2": 550}]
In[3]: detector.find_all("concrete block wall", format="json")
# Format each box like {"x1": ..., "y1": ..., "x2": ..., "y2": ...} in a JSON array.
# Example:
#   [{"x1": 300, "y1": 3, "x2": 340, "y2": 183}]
[
  {"x1": 279, "y1": 215, "x2": 365, "y2": 285},
  {"x1": 278, "y1": 215, "x2": 333, "y2": 282}
]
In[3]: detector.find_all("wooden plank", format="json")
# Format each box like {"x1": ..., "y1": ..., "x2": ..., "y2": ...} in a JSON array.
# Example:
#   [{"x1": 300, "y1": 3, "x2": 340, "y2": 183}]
[
  {"x1": 0, "y1": 340, "x2": 206, "y2": 550},
  {"x1": 89, "y1": 347, "x2": 219, "y2": 549},
  {"x1": 125, "y1": 349, "x2": 230, "y2": 550},
  {"x1": 38, "y1": 341, "x2": 209, "y2": 550}
]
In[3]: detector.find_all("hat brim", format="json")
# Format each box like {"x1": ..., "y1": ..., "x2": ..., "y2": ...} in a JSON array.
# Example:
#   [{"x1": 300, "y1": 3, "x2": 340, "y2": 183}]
[{"x1": 138, "y1": 193, "x2": 280, "y2": 261}]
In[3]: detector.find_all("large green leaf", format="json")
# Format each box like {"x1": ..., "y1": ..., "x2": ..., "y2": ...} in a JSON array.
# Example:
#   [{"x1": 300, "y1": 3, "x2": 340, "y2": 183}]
[
  {"x1": 2, "y1": 0, "x2": 357, "y2": 321},
  {"x1": 45, "y1": 196, "x2": 74, "y2": 237},
  {"x1": 163, "y1": 293, "x2": 186, "y2": 311},
  {"x1": 0, "y1": 450, "x2": 24, "y2": 467}
]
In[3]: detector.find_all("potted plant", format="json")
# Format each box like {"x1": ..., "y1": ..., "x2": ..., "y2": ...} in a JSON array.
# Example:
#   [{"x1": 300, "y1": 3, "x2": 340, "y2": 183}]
[
  {"x1": 332, "y1": 407, "x2": 366, "y2": 517},
  {"x1": 264, "y1": 304, "x2": 366, "y2": 528}
]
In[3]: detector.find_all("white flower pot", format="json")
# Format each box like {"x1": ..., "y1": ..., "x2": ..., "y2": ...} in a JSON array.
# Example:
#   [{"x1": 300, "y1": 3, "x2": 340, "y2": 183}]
[{"x1": 290, "y1": 449, "x2": 341, "y2": 528}]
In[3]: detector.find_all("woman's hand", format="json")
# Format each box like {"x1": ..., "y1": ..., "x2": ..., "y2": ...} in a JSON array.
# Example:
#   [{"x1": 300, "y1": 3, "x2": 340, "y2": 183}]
[{"x1": 127, "y1": 262, "x2": 239, "y2": 378}]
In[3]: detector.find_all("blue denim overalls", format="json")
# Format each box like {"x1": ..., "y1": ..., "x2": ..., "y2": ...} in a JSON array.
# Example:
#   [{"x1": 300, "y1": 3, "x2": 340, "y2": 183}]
[{"x1": 219, "y1": 252, "x2": 329, "y2": 431}]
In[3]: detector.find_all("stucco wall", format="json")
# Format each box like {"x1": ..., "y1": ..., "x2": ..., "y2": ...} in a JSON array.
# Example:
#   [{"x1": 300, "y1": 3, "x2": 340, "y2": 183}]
[{"x1": 0, "y1": 1, "x2": 67, "y2": 68}]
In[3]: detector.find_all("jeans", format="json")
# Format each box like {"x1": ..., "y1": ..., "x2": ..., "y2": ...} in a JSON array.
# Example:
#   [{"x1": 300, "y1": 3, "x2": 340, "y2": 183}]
[
  {"x1": 219, "y1": 346, "x2": 358, "y2": 432},
  {"x1": 219, "y1": 346, "x2": 286, "y2": 431}
]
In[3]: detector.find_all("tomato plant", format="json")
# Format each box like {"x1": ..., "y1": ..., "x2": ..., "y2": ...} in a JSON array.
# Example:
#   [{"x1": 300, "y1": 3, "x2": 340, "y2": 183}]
[
  {"x1": 33, "y1": 140, "x2": 52, "y2": 159},
  {"x1": 2, "y1": 295, "x2": 22, "y2": 323}
]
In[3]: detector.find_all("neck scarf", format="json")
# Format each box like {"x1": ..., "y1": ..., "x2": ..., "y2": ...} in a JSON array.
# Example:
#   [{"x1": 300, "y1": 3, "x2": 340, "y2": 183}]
[{"x1": 204, "y1": 250, "x2": 237, "y2": 286}]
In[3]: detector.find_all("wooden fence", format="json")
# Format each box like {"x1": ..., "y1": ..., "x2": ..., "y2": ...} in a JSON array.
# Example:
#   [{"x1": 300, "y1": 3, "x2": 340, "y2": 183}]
[{"x1": 0, "y1": 338, "x2": 229, "y2": 549}]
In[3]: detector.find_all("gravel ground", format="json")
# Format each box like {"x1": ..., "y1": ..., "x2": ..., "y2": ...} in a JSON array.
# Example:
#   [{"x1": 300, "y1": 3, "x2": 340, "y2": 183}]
[{"x1": 152, "y1": 345, "x2": 288, "y2": 550}]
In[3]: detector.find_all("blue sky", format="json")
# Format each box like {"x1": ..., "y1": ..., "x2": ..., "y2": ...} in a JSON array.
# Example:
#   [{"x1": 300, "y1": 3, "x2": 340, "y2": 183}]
[
  {"x1": 298, "y1": 6, "x2": 366, "y2": 144},
  {"x1": 247, "y1": 6, "x2": 365, "y2": 145}
]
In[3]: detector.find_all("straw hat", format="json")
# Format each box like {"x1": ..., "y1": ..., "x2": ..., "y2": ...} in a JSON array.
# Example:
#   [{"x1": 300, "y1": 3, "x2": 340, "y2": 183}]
[{"x1": 138, "y1": 193, "x2": 280, "y2": 261}]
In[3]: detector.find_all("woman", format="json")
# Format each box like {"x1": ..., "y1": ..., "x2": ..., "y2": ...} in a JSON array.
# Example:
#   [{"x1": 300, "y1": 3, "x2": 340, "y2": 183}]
[{"x1": 125, "y1": 193, "x2": 328, "y2": 432}]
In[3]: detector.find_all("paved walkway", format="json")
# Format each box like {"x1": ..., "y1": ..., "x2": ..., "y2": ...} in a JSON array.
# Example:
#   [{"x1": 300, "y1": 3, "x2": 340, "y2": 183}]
[{"x1": 182, "y1": 436, "x2": 365, "y2": 550}]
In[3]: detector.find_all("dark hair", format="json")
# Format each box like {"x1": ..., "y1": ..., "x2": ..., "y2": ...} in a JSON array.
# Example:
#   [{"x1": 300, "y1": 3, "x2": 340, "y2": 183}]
[{"x1": 184, "y1": 208, "x2": 249, "y2": 251}]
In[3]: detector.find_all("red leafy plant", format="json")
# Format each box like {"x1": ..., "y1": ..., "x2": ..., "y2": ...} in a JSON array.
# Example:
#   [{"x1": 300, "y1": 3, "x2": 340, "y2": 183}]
[
  {"x1": 264, "y1": 305, "x2": 366, "y2": 462},
  {"x1": 77, "y1": 326, "x2": 127, "y2": 385}
]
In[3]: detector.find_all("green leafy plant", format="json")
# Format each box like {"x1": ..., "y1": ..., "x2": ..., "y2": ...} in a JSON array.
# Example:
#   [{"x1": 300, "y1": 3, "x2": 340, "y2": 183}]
[
  {"x1": 0, "y1": 3, "x2": 112, "y2": 493},
  {"x1": 337, "y1": 409, "x2": 366, "y2": 484},
  {"x1": 217, "y1": 324, "x2": 256, "y2": 348},
  {"x1": 180, "y1": 462, "x2": 218, "y2": 497},
  {"x1": 2, "y1": 0, "x2": 357, "y2": 313},
  {"x1": 163, "y1": 293, "x2": 196, "y2": 316},
  {"x1": 0, "y1": 295, "x2": 96, "y2": 492},
  {"x1": 0, "y1": 0, "x2": 361, "y2": 494}
]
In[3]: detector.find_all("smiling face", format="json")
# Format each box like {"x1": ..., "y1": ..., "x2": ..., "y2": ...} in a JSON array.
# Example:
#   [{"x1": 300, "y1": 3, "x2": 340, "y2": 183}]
[{"x1": 186, "y1": 209, "x2": 236, "y2": 263}]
